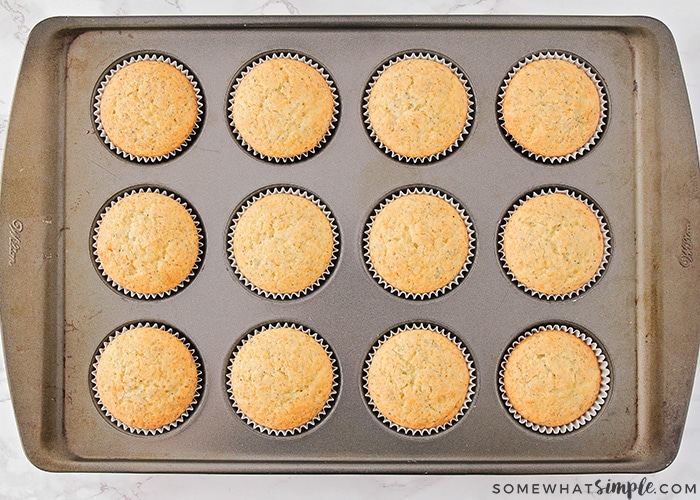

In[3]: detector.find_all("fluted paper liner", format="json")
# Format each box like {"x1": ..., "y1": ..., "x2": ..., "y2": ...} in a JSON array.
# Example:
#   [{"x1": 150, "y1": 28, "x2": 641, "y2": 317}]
[
  {"x1": 497, "y1": 186, "x2": 611, "y2": 300},
  {"x1": 92, "y1": 186, "x2": 205, "y2": 300},
  {"x1": 363, "y1": 186, "x2": 475, "y2": 300},
  {"x1": 227, "y1": 185, "x2": 339, "y2": 300}
]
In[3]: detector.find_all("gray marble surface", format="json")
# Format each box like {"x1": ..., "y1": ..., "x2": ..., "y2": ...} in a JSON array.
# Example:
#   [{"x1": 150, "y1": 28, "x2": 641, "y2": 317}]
[{"x1": 1, "y1": 1, "x2": 699, "y2": 498}]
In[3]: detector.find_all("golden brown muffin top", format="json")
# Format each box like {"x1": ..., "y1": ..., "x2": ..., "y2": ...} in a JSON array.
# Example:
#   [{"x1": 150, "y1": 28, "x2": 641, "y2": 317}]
[
  {"x1": 231, "y1": 57, "x2": 335, "y2": 159},
  {"x1": 228, "y1": 326, "x2": 334, "y2": 431},
  {"x1": 367, "y1": 58, "x2": 469, "y2": 159},
  {"x1": 502, "y1": 192, "x2": 604, "y2": 296},
  {"x1": 368, "y1": 193, "x2": 471, "y2": 295},
  {"x1": 500, "y1": 58, "x2": 601, "y2": 158},
  {"x1": 367, "y1": 328, "x2": 470, "y2": 430},
  {"x1": 96, "y1": 191, "x2": 200, "y2": 296},
  {"x1": 231, "y1": 192, "x2": 335, "y2": 295},
  {"x1": 99, "y1": 59, "x2": 199, "y2": 159},
  {"x1": 503, "y1": 328, "x2": 601, "y2": 428},
  {"x1": 95, "y1": 326, "x2": 198, "y2": 431}
]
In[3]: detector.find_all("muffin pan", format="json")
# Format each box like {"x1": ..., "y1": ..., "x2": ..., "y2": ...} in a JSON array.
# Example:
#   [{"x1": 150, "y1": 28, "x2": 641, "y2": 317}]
[{"x1": 1, "y1": 15, "x2": 699, "y2": 474}]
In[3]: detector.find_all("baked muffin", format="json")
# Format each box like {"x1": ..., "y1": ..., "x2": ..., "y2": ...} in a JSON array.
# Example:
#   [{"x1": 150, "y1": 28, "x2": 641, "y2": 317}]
[
  {"x1": 366, "y1": 325, "x2": 472, "y2": 431},
  {"x1": 366, "y1": 189, "x2": 473, "y2": 297},
  {"x1": 94, "y1": 189, "x2": 201, "y2": 297},
  {"x1": 502, "y1": 326, "x2": 602, "y2": 429},
  {"x1": 97, "y1": 56, "x2": 201, "y2": 160},
  {"x1": 228, "y1": 325, "x2": 336, "y2": 433},
  {"x1": 93, "y1": 324, "x2": 200, "y2": 432},
  {"x1": 230, "y1": 54, "x2": 337, "y2": 161},
  {"x1": 230, "y1": 189, "x2": 336, "y2": 297},
  {"x1": 499, "y1": 54, "x2": 603, "y2": 160},
  {"x1": 365, "y1": 55, "x2": 471, "y2": 161},
  {"x1": 501, "y1": 190, "x2": 606, "y2": 297}
]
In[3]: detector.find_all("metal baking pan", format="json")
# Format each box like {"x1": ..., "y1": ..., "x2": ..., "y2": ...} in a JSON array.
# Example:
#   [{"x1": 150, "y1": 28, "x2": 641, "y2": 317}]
[{"x1": 1, "y1": 15, "x2": 699, "y2": 474}]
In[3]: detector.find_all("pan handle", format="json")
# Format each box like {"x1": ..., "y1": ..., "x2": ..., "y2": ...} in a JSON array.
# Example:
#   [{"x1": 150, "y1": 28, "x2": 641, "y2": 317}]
[
  {"x1": 0, "y1": 18, "x2": 77, "y2": 471},
  {"x1": 630, "y1": 16, "x2": 700, "y2": 471}
]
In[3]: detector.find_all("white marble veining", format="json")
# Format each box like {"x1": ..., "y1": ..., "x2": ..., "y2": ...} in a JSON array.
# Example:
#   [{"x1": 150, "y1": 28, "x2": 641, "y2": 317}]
[{"x1": 1, "y1": 0, "x2": 699, "y2": 498}]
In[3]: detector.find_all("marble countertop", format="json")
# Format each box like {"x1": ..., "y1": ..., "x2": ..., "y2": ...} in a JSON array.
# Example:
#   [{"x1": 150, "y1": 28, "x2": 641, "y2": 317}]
[{"x1": 1, "y1": 1, "x2": 699, "y2": 498}]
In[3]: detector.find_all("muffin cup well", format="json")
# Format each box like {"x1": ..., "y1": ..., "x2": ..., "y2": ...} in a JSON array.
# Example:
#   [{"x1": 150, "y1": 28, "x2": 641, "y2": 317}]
[
  {"x1": 363, "y1": 51, "x2": 474, "y2": 164},
  {"x1": 226, "y1": 322, "x2": 339, "y2": 436},
  {"x1": 497, "y1": 186, "x2": 611, "y2": 300},
  {"x1": 92, "y1": 186, "x2": 205, "y2": 300},
  {"x1": 91, "y1": 321, "x2": 203, "y2": 436},
  {"x1": 227, "y1": 52, "x2": 340, "y2": 163},
  {"x1": 363, "y1": 322, "x2": 476, "y2": 436},
  {"x1": 497, "y1": 51, "x2": 608, "y2": 164},
  {"x1": 93, "y1": 53, "x2": 205, "y2": 163},
  {"x1": 498, "y1": 323, "x2": 610, "y2": 434},
  {"x1": 227, "y1": 185, "x2": 340, "y2": 300},
  {"x1": 363, "y1": 186, "x2": 476, "y2": 300}
]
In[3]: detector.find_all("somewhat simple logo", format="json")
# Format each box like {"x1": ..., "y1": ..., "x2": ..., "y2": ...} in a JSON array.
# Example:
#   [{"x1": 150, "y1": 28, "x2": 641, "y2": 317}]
[
  {"x1": 8, "y1": 219, "x2": 23, "y2": 266},
  {"x1": 679, "y1": 219, "x2": 693, "y2": 268}
]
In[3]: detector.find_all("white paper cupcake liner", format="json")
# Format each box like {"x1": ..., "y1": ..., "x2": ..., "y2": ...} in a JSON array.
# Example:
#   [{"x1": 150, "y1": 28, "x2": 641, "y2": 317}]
[
  {"x1": 92, "y1": 186, "x2": 205, "y2": 300},
  {"x1": 363, "y1": 322, "x2": 476, "y2": 436},
  {"x1": 363, "y1": 186, "x2": 476, "y2": 300},
  {"x1": 498, "y1": 323, "x2": 611, "y2": 435},
  {"x1": 497, "y1": 186, "x2": 611, "y2": 300},
  {"x1": 227, "y1": 185, "x2": 340, "y2": 300},
  {"x1": 497, "y1": 51, "x2": 608, "y2": 163},
  {"x1": 226, "y1": 322, "x2": 339, "y2": 436},
  {"x1": 228, "y1": 51, "x2": 340, "y2": 163},
  {"x1": 91, "y1": 321, "x2": 203, "y2": 436},
  {"x1": 93, "y1": 53, "x2": 205, "y2": 163},
  {"x1": 363, "y1": 51, "x2": 474, "y2": 164}
]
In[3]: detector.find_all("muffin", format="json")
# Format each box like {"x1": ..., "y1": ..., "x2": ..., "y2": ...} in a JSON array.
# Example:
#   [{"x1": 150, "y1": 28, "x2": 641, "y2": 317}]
[
  {"x1": 501, "y1": 325, "x2": 607, "y2": 431},
  {"x1": 499, "y1": 52, "x2": 605, "y2": 161},
  {"x1": 229, "y1": 188, "x2": 337, "y2": 298},
  {"x1": 227, "y1": 324, "x2": 337, "y2": 434},
  {"x1": 94, "y1": 188, "x2": 202, "y2": 298},
  {"x1": 365, "y1": 54, "x2": 472, "y2": 162},
  {"x1": 500, "y1": 189, "x2": 608, "y2": 298},
  {"x1": 365, "y1": 188, "x2": 473, "y2": 298},
  {"x1": 365, "y1": 324, "x2": 473, "y2": 433},
  {"x1": 95, "y1": 55, "x2": 202, "y2": 161},
  {"x1": 93, "y1": 324, "x2": 201, "y2": 433},
  {"x1": 229, "y1": 53, "x2": 338, "y2": 161}
]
